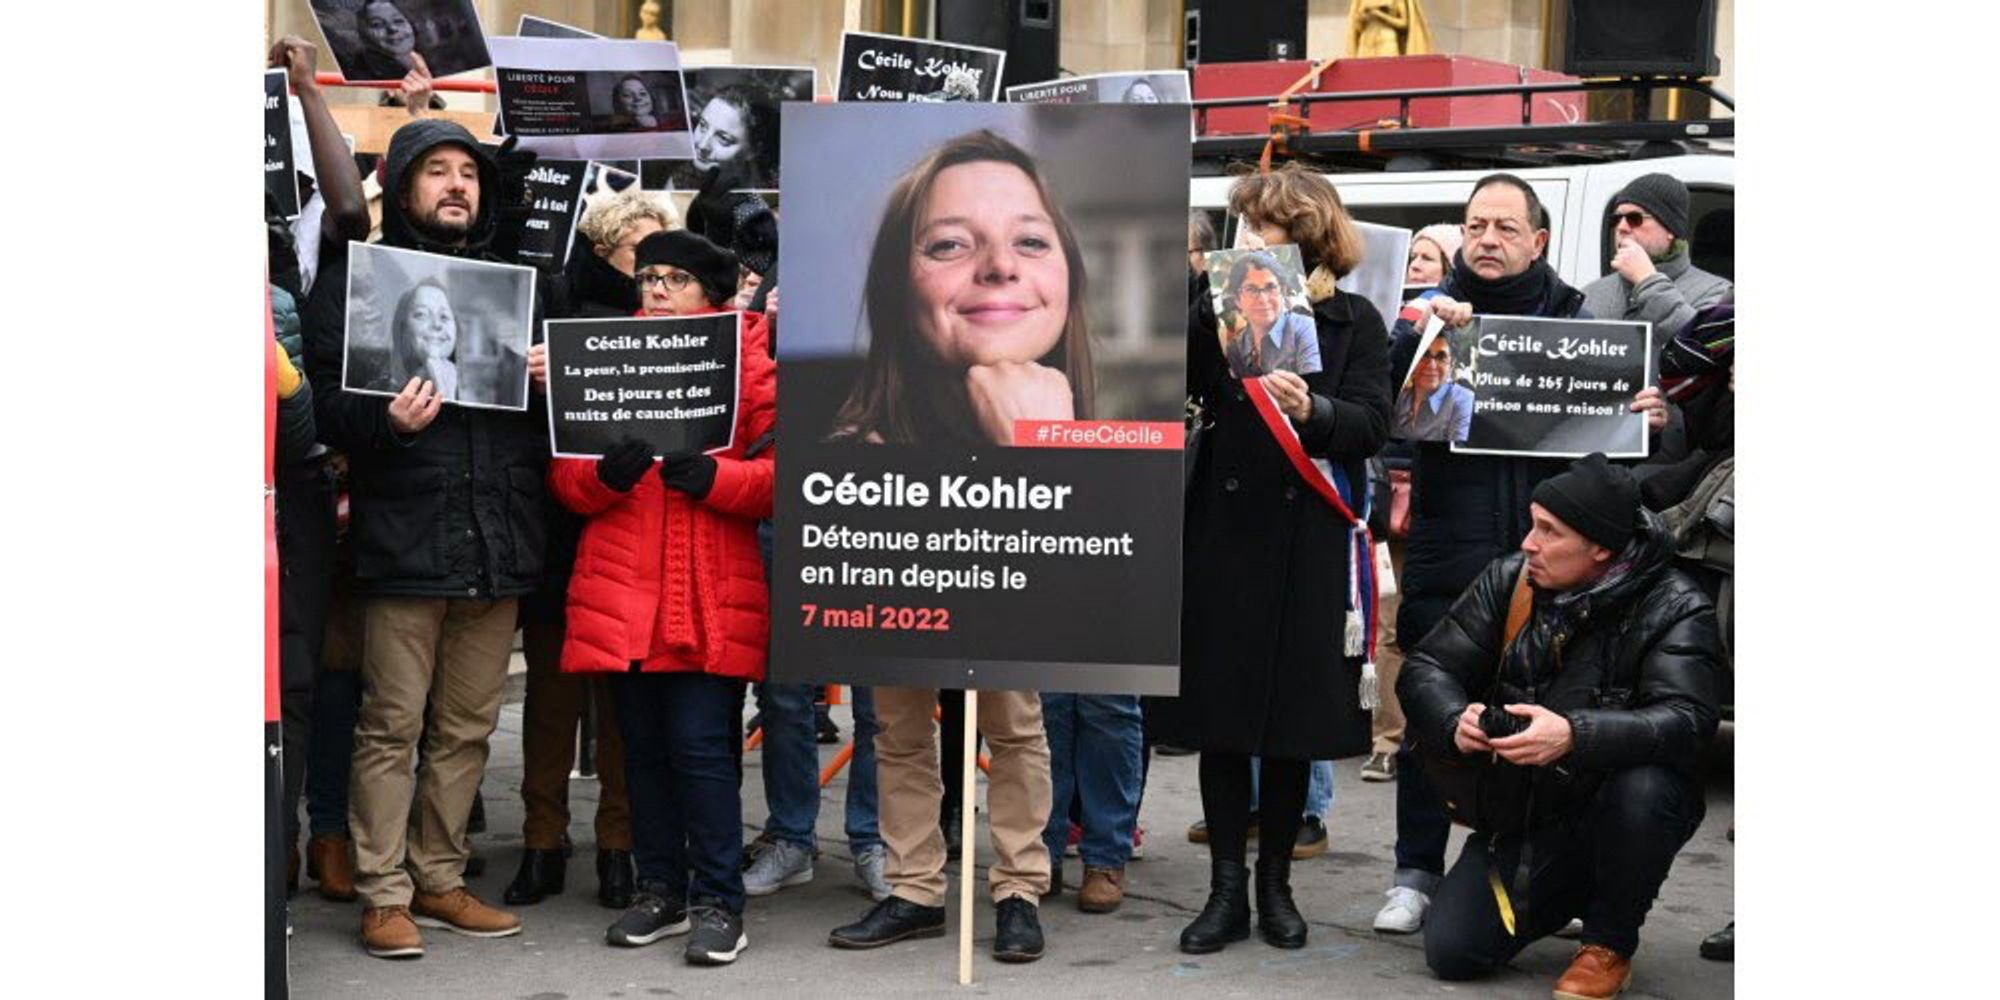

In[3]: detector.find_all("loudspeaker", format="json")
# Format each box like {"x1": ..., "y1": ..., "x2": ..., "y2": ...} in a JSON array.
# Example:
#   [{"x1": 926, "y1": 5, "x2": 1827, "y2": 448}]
[
  {"x1": 1564, "y1": 0, "x2": 1720, "y2": 77},
  {"x1": 1183, "y1": 0, "x2": 1306, "y2": 67},
  {"x1": 936, "y1": 0, "x2": 1060, "y2": 90}
]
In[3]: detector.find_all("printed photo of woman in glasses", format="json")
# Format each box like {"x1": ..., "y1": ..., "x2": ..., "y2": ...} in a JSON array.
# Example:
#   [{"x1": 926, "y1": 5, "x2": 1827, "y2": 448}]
[
  {"x1": 1205, "y1": 246, "x2": 1322, "y2": 379},
  {"x1": 1391, "y1": 327, "x2": 1474, "y2": 443}
]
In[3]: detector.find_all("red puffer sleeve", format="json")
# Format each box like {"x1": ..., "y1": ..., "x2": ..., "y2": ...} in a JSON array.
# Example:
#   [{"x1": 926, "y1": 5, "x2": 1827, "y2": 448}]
[{"x1": 700, "y1": 312, "x2": 776, "y2": 521}]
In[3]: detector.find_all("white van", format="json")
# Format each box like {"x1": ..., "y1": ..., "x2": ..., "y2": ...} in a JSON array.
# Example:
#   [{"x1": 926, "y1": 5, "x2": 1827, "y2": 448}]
[{"x1": 1189, "y1": 153, "x2": 1735, "y2": 290}]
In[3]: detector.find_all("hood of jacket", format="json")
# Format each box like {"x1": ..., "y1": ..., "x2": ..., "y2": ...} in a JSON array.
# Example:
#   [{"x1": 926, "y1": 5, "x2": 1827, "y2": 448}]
[{"x1": 380, "y1": 119, "x2": 500, "y2": 255}]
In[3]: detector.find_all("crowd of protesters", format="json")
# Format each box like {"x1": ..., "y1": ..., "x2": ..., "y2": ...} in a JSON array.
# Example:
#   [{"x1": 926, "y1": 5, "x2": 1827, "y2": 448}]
[{"x1": 267, "y1": 32, "x2": 1734, "y2": 999}]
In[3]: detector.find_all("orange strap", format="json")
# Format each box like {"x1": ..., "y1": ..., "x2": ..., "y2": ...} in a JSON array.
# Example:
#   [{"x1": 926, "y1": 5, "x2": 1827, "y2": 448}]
[{"x1": 1503, "y1": 563, "x2": 1534, "y2": 651}]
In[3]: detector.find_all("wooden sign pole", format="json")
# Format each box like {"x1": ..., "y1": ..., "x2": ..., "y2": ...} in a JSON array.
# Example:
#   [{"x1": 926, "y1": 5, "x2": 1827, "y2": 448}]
[{"x1": 957, "y1": 688, "x2": 979, "y2": 986}]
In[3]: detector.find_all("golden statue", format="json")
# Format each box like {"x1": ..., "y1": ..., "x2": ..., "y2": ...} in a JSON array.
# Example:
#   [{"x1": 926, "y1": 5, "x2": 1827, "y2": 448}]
[
  {"x1": 1347, "y1": 0, "x2": 1434, "y2": 58},
  {"x1": 634, "y1": 0, "x2": 667, "y2": 41}
]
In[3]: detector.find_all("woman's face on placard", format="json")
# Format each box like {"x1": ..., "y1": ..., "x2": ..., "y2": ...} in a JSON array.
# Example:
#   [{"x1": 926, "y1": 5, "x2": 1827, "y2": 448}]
[
  {"x1": 908, "y1": 161, "x2": 1070, "y2": 368},
  {"x1": 1123, "y1": 79, "x2": 1161, "y2": 103},
  {"x1": 614, "y1": 78, "x2": 655, "y2": 117},
  {"x1": 1412, "y1": 337, "x2": 1452, "y2": 393},
  {"x1": 403, "y1": 285, "x2": 457, "y2": 362},
  {"x1": 360, "y1": 2, "x2": 416, "y2": 57},
  {"x1": 1406, "y1": 237, "x2": 1447, "y2": 285},
  {"x1": 1234, "y1": 265, "x2": 1285, "y2": 332},
  {"x1": 692, "y1": 97, "x2": 747, "y2": 171}
]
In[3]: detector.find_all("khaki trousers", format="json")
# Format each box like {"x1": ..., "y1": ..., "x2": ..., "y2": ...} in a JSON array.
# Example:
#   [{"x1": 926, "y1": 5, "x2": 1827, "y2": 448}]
[
  {"x1": 519, "y1": 619, "x2": 631, "y2": 850},
  {"x1": 1371, "y1": 541, "x2": 1408, "y2": 754},
  {"x1": 874, "y1": 687, "x2": 1051, "y2": 907},
  {"x1": 350, "y1": 596, "x2": 518, "y2": 908}
]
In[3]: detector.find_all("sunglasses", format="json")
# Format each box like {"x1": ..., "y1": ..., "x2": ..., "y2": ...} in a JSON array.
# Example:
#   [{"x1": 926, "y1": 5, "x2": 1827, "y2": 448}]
[{"x1": 1613, "y1": 210, "x2": 1653, "y2": 229}]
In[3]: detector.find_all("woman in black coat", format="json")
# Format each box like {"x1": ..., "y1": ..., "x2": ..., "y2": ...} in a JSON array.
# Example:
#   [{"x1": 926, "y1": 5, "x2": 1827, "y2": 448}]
[{"x1": 1167, "y1": 165, "x2": 1391, "y2": 954}]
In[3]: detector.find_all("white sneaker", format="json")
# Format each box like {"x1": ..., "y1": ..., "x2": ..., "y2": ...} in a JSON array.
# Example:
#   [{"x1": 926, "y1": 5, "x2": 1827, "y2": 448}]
[
  {"x1": 742, "y1": 839, "x2": 814, "y2": 896},
  {"x1": 852, "y1": 844, "x2": 891, "y2": 902},
  {"x1": 1373, "y1": 886, "x2": 1430, "y2": 934}
]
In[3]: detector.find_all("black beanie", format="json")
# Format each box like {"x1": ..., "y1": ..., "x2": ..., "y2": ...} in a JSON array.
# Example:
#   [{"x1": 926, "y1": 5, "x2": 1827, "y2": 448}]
[
  {"x1": 636, "y1": 229, "x2": 738, "y2": 306},
  {"x1": 1611, "y1": 172, "x2": 1690, "y2": 239},
  {"x1": 1531, "y1": 453, "x2": 1641, "y2": 553}
]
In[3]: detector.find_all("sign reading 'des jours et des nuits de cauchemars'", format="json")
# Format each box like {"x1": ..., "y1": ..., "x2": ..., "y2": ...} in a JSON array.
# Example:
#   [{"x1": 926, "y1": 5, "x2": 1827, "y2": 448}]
[{"x1": 543, "y1": 313, "x2": 740, "y2": 458}]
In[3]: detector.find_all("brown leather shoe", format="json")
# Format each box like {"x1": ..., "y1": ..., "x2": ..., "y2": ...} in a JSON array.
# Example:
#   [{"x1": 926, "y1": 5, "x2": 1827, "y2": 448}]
[
  {"x1": 360, "y1": 906, "x2": 424, "y2": 959},
  {"x1": 1078, "y1": 867, "x2": 1126, "y2": 913},
  {"x1": 1552, "y1": 944, "x2": 1632, "y2": 1000},
  {"x1": 411, "y1": 887, "x2": 523, "y2": 938},
  {"x1": 308, "y1": 835, "x2": 358, "y2": 902}
]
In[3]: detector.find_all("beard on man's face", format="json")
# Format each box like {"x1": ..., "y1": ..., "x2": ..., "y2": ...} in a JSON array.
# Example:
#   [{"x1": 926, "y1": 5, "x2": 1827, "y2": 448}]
[{"x1": 410, "y1": 200, "x2": 477, "y2": 244}]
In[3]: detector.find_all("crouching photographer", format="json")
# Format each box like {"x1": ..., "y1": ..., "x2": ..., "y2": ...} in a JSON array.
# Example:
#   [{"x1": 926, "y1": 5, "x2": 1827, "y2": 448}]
[{"x1": 1396, "y1": 453, "x2": 1721, "y2": 1000}]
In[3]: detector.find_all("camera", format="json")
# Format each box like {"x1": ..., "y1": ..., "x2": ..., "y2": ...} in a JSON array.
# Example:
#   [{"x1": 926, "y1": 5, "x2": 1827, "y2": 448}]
[{"x1": 1479, "y1": 704, "x2": 1530, "y2": 740}]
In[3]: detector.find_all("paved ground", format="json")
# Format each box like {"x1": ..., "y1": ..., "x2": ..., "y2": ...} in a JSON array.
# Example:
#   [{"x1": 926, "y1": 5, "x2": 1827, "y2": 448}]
[{"x1": 286, "y1": 683, "x2": 1733, "y2": 999}]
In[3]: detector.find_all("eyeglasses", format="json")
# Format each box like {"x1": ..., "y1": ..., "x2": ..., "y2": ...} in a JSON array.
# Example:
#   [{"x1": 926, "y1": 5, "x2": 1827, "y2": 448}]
[
  {"x1": 637, "y1": 270, "x2": 696, "y2": 290},
  {"x1": 1613, "y1": 210, "x2": 1653, "y2": 229},
  {"x1": 1237, "y1": 282, "x2": 1283, "y2": 299},
  {"x1": 1419, "y1": 350, "x2": 1452, "y2": 365}
]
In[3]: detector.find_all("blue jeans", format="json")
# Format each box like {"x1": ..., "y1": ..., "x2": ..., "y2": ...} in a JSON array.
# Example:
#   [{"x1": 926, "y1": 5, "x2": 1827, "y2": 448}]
[
  {"x1": 755, "y1": 682, "x2": 881, "y2": 851},
  {"x1": 1250, "y1": 757, "x2": 1336, "y2": 820},
  {"x1": 1040, "y1": 693, "x2": 1143, "y2": 869},
  {"x1": 305, "y1": 665, "x2": 361, "y2": 837},
  {"x1": 614, "y1": 670, "x2": 748, "y2": 913}
]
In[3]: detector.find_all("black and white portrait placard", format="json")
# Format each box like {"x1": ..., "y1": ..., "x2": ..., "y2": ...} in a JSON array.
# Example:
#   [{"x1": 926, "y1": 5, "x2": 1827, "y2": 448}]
[
  {"x1": 658, "y1": 66, "x2": 816, "y2": 192},
  {"x1": 342, "y1": 244, "x2": 538, "y2": 411},
  {"x1": 544, "y1": 314, "x2": 741, "y2": 458},
  {"x1": 1450, "y1": 316, "x2": 1653, "y2": 459},
  {"x1": 489, "y1": 36, "x2": 693, "y2": 160},
  {"x1": 835, "y1": 31, "x2": 1004, "y2": 103},
  {"x1": 512, "y1": 159, "x2": 589, "y2": 270},
  {"x1": 307, "y1": 0, "x2": 492, "y2": 83},
  {"x1": 264, "y1": 70, "x2": 300, "y2": 220}
]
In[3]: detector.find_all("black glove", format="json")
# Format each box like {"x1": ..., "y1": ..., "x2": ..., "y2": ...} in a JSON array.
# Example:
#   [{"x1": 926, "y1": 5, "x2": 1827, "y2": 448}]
[
  {"x1": 657, "y1": 451, "x2": 718, "y2": 500},
  {"x1": 595, "y1": 437, "x2": 654, "y2": 492},
  {"x1": 684, "y1": 159, "x2": 754, "y2": 245}
]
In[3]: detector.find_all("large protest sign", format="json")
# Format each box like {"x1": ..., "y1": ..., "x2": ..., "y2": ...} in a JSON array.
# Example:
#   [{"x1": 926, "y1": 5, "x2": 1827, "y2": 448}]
[
  {"x1": 1006, "y1": 70, "x2": 1190, "y2": 105},
  {"x1": 342, "y1": 244, "x2": 537, "y2": 412},
  {"x1": 308, "y1": 0, "x2": 492, "y2": 82},
  {"x1": 772, "y1": 103, "x2": 1190, "y2": 695},
  {"x1": 264, "y1": 70, "x2": 299, "y2": 220},
  {"x1": 835, "y1": 31, "x2": 1005, "y2": 103},
  {"x1": 489, "y1": 36, "x2": 692, "y2": 160},
  {"x1": 544, "y1": 314, "x2": 740, "y2": 458},
  {"x1": 1436, "y1": 315, "x2": 1652, "y2": 458},
  {"x1": 513, "y1": 159, "x2": 588, "y2": 269}
]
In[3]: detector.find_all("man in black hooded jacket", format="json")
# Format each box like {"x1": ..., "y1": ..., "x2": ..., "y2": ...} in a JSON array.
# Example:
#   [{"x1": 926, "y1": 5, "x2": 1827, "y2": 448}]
[
  {"x1": 302, "y1": 118, "x2": 549, "y2": 959},
  {"x1": 1396, "y1": 454, "x2": 1720, "y2": 1000}
]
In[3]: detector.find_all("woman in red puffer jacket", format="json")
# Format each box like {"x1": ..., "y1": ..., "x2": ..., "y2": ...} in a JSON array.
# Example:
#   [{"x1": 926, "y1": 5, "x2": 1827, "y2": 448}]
[{"x1": 548, "y1": 229, "x2": 773, "y2": 966}]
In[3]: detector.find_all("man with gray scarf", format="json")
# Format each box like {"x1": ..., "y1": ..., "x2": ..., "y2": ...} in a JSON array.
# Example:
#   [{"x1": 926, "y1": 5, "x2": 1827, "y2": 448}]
[{"x1": 1581, "y1": 173, "x2": 1730, "y2": 333}]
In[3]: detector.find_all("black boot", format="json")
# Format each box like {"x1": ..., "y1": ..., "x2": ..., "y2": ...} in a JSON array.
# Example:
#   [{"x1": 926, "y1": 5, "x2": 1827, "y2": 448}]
[
  {"x1": 1254, "y1": 854, "x2": 1307, "y2": 948},
  {"x1": 1178, "y1": 859, "x2": 1251, "y2": 954},
  {"x1": 503, "y1": 848, "x2": 567, "y2": 905},
  {"x1": 598, "y1": 849, "x2": 636, "y2": 909}
]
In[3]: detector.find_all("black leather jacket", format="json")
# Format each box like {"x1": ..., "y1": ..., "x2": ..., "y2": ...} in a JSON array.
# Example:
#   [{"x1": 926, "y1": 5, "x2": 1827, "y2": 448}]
[{"x1": 1397, "y1": 510, "x2": 1722, "y2": 823}]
